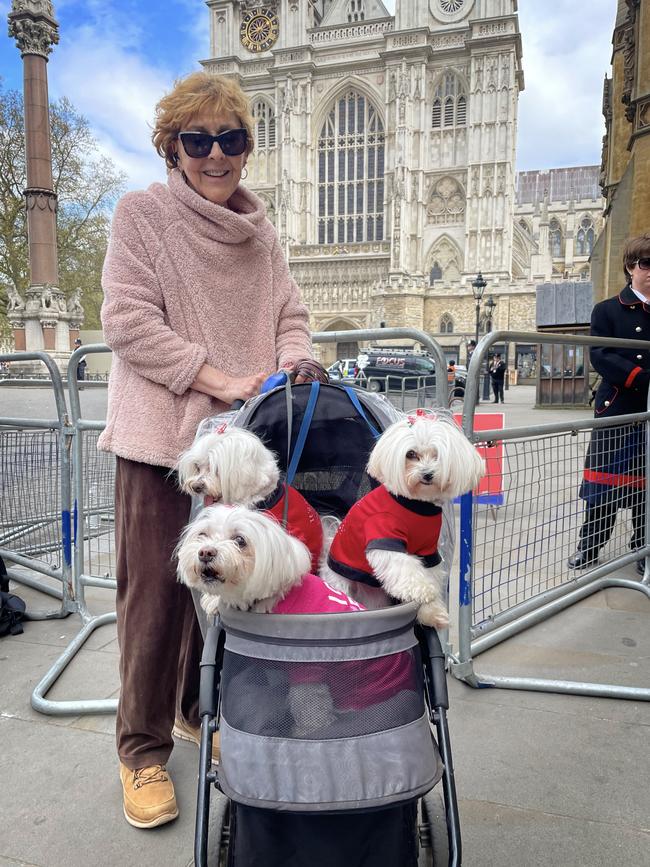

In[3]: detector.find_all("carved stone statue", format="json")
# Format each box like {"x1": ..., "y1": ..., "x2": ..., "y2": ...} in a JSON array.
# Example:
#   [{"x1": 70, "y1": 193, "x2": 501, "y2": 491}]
[
  {"x1": 284, "y1": 75, "x2": 295, "y2": 112},
  {"x1": 67, "y1": 286, "x2": 84, "y2": 315},
  {"x1": 5, "y1": 284, "x2": 26, "y2": 312},
  {"x1": 40, "y1": 285, "x2": 53, "y2": 310}
]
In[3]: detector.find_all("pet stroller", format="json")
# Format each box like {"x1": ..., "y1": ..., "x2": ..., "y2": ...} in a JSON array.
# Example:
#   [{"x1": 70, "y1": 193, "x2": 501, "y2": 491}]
[{"x1": 191, "y1": 382, "x2": 462, "y2": 866}]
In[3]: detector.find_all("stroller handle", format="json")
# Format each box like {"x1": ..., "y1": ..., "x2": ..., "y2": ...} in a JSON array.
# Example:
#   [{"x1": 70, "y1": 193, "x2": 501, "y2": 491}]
[
  {"x1": 199, "y1": 619, "x2": 223, "y2": 718},
  {"x1": 420, "y1": 625, "x2": 449, "y2": 711}
]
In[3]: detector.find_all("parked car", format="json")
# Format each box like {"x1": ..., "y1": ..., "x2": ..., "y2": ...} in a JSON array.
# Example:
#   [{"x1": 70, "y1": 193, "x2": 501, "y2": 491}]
[
  {"x1": 356, "y1": 349, "x2": 436, "y2": 393},
  {"x1": 327, "y1": 358, "x2": 358, "y2": 382}
]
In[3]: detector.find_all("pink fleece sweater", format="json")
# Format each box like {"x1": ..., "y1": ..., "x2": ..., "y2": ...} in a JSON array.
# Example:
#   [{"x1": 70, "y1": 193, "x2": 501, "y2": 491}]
[{"x1": 98, "y1": 169, "x2": 312, "y2": 468}]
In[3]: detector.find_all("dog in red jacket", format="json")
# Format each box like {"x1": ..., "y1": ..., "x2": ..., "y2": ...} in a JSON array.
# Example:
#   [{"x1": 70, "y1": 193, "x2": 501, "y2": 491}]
[{"x1": 176, "y1": 425, "x2": 322, "y2": 573}]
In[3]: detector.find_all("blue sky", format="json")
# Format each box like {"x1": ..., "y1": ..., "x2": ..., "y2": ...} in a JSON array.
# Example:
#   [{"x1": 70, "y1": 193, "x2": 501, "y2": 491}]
[{"x1": 1, "y1": 0, "x2": 616, "y2": 191}]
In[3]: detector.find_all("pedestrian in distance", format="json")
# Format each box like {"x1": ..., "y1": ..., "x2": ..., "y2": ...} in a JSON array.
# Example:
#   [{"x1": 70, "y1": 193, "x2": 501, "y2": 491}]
[
  {"x1": 568, "y1": 234, "x2": 650, "y2": 576},
  {"x1": 489, "y1": 353, "x2": 506, "y2": 403},
  {"x1": 73, "y1": 338, "x2": 87, "y2": 381},
  {"x1": 98, "y1": 70, "x2": 325, "y2": 830}
]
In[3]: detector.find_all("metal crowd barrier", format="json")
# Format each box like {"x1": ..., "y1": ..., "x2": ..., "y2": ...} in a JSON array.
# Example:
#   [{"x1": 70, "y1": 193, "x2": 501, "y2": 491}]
[
  {"x1": 6, "y1": 327, "x2": 648, "y2": 714},
  {"x1": 0, "y1": 351, "x2": 73, "y2": 617},
  {"x1": 30, "y1": 344, "x2": 118, "y2": 715},
  {"x1": 0, "y1": 346, "x2": 118, "y2": 714},
  {"x1": 452, "y1": 330, "x2": 650, "y2": 701}
]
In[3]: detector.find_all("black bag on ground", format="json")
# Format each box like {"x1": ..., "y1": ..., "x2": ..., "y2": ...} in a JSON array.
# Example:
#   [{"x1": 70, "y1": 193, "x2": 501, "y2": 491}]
[{"x1": 0, "y1": 555, "x2": 27, "y2": 637}]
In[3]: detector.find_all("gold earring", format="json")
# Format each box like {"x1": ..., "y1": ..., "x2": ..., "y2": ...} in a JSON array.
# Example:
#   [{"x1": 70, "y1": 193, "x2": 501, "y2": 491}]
[{"x1": 241, "y1": 166, "x2": 248, "y2": 180}]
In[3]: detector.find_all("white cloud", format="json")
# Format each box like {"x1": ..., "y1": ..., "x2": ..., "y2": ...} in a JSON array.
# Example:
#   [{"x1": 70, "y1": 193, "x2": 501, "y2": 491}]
[{"x1": 48, "y1": 27, "x2": 170, "y2": 189}]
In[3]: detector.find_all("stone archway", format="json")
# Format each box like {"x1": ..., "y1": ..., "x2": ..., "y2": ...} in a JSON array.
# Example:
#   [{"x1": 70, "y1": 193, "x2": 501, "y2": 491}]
[{"x1": 318, "y1": 317, "x2": 363, "y2": 364}]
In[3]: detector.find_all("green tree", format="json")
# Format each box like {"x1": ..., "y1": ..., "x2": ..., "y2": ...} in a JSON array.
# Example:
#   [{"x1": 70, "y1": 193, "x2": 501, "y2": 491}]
[{"x1": 0, "y1": 82, "x2": 126, "y2": 333}]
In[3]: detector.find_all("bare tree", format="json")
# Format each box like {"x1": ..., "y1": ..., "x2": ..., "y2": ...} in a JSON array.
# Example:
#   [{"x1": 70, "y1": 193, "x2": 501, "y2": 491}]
[{"x1": 0, "y1": 82, "x2": 126, "y2": 332}]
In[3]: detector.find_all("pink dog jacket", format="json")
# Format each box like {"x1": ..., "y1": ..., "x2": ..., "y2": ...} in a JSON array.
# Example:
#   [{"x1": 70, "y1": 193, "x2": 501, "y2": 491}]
[{"x1": 273, "y1": 573, "x2": 415, "y2": 710}]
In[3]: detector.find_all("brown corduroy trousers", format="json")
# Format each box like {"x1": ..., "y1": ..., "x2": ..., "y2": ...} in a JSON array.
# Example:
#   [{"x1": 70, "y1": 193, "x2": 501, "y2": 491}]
[{"x1": 115, "y1": 457, "x2": 202, "y2": 770}]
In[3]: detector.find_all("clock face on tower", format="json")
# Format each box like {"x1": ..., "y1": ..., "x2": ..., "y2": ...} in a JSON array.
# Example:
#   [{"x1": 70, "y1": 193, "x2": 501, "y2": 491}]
[{"x1": 240, "y1": 7, "x2": 280, "y2": 53}]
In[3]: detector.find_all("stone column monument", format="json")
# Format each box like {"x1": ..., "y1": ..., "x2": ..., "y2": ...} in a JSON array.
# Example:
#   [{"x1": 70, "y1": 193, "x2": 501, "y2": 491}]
[{"x1": 7, "y1": 1, "x2": 83, "y2": 373}]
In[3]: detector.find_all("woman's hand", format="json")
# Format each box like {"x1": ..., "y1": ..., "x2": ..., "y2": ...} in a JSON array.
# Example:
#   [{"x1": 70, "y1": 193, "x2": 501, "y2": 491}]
[{"x1": 191, "y1": 364, "x2": 267, "y2": 404}]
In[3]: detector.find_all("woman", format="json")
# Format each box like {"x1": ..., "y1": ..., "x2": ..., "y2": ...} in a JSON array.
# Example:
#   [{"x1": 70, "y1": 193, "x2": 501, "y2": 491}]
[
  {"x1": 568, "y1": 234, "x2": 650, "y2": 574},
  {"x1": 98, "y1": 71, "x2": 323, "y2": 829}
]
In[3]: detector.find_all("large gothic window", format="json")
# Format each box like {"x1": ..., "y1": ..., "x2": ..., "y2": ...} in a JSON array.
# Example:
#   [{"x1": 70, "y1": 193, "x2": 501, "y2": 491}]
[
  {"x1": 431, "y1": 73, "x2": 467, "y2": 129},
  {"x1": 575, "y1": 217, "x2": 595, "y2": 256},
  {"x1": 549, "y1": 219, "x2": 563, "y2": 258},
  {"x1": 317, "y1": 91, "x2": 385, "y2": 245},
  {"x1": 253, "y1": 100, "x2": 276, "y2": 152}
]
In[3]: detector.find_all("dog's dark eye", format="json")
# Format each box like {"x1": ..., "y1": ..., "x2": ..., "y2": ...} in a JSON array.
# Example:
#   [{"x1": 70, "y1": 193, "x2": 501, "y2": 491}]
[
  {"x1": 233, "y1": 535, "x2": 247, "y2": 548},
  {"x1": 406, "y1": 450, "x2": 419, "y2": 460},
  {"x1": 196, "y1": 532, "x2": 208, "y2": 539}
]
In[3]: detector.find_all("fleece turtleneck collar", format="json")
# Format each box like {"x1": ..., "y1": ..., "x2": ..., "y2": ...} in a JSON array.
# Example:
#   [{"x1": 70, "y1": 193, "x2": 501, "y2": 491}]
[{"x1": 166, "y1": 167, "x2": 267, "y2": 244}]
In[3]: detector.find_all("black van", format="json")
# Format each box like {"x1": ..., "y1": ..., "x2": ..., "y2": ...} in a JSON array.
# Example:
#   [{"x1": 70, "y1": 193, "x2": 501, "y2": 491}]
[{"x1": 356, "y1": 349, "x2": 436, "y2": 393}]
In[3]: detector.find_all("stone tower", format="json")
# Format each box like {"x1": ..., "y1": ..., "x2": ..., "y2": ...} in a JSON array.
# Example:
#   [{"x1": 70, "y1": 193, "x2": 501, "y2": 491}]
[{"x1": 591, "y1": 0, "x2": 650, "y2": 302}]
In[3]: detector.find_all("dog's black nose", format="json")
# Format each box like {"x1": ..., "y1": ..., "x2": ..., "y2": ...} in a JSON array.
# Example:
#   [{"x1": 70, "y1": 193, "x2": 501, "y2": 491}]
[
  {"x1": 421, "y1": 472, "x2": 434, "y2": 483},
  {"x1": 198, "y1": 546, "x2": 217, "y2": 562},
  {"x1": 191, "y1": 482, "x2": 205, "y2": 494}
]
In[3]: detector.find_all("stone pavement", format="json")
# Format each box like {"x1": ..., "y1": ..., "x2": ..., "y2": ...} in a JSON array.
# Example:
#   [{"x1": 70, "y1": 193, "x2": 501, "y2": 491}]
[{"x1": 1, "y1": 385, "x2": 649, "y2": 866}]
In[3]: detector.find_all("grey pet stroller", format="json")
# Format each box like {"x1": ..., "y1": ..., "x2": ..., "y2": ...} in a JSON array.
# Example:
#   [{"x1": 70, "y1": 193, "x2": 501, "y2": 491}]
[{"x1": 192, "y1": 382, "x2": 462, "y2": 866}]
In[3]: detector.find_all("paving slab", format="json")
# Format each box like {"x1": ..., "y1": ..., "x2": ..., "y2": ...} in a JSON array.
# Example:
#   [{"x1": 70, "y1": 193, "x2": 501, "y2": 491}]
[
  {"x1": 0, "y1": 715, "x2": 199, "y2": 867},
  {"x1": 448, "y1": 693, "x2": 649, "y2": 829},
  {"x1": 459, "y1": 799, "x2": 650, "y2": 867}
]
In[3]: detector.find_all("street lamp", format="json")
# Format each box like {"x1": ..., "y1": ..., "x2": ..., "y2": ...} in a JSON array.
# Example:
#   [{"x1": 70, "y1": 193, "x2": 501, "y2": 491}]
[
  {"x1": 471, "y1": 272, "x2": 487, "y2": 402},
  {"x1": 471, "y1": 272, "x2": 487, "y2": 346}
]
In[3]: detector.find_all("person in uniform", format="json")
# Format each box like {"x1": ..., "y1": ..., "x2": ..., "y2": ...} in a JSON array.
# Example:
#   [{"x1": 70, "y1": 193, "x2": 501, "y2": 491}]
[
  {"x1": 568, "y1": 234, "x2": 650, "y2": 574},
  {"x1": 489, "y1": 353, "x2": 506, "y2": 403}
]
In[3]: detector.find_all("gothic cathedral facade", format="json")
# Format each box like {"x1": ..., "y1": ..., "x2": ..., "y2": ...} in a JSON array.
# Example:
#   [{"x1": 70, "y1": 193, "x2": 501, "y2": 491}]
[{"x1": 202, "y1": 0, "x2": 602, "y2": 368}]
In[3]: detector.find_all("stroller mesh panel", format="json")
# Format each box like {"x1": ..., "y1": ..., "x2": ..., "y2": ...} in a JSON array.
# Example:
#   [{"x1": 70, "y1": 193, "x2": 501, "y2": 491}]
[
  {"x1": 221, "y1": 646, "x2": 424, "y2": 740},
  {"x1": 292, "y1": 467, "x2": 376, "y2": 518}
]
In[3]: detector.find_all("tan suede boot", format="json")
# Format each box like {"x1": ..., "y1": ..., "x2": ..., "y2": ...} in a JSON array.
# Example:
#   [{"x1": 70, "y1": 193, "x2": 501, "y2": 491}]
[
  {"x1": 172, "y1": 717, "x2": 221, "y2": 764},
  {"x1": 119, "y1": 763, "x2": 179, "y2": 829}
]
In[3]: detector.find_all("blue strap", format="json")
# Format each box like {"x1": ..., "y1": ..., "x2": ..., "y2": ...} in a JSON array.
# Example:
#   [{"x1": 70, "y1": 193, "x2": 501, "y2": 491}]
[
  {"x1": 344, "y1": 386, "x2": 381, "y2": 439},
  {"x1": 286, "y1": 381, "x2": 320, "y2": 486}
]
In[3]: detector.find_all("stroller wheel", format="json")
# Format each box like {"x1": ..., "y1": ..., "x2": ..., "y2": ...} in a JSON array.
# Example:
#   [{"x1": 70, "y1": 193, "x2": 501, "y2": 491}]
[
  {"x1": 418, "y1": 788, "x2": 450, "y2": 866},
  {"x1": 196, "y1": 789, "x2": 229, "y2": 867}
]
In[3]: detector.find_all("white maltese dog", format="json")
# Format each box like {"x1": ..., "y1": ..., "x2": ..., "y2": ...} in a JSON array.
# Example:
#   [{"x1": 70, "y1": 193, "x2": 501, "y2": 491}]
[
  {"x1": 176, "y1": 425, "x2": 322, "y2": 572},
  {"x1": 321, "y1": 411, "x2": 485, "y2": 628},
  {"x1": 176, "y1": 504, "x2": 366, "y2": 735}
]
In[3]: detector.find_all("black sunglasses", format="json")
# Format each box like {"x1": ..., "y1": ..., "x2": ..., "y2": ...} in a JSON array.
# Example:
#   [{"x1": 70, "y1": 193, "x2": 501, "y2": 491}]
[
  {"x1": 178, "y1": 128, "x2": 248, "y2": 158},
  {"x1": 633, "y1": 258, "x2": 650, "y2": 271}
]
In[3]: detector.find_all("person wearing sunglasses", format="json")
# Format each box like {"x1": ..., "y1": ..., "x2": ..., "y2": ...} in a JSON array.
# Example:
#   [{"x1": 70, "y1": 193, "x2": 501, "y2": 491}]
[
  {"x1": 568, "y1": 234, "x2": 650, "y2": 575},
  {"x1": 98, "y1": 71, "x2": 326, "y2": 829}
]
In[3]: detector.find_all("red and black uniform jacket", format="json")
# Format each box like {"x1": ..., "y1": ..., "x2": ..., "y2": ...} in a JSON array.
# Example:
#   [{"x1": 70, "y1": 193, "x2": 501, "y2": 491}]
[
  {"x1": 580, "y1": 285, "x2": 649, "y2": 504},
  {"x1": 328, "y1": 485, "x2": 442, "y2": 588}
]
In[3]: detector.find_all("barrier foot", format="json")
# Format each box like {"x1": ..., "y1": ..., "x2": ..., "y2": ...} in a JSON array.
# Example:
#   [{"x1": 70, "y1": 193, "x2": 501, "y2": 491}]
[
  {"x1": 464, "y1": 674, "x2": 650, "y2": 702},
  {"x1": 31, "y1": 612, "x2": 118, "y2": 716},
  {"x1": 449, "y1": 659, "x2": 495, "y2": 688}
]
